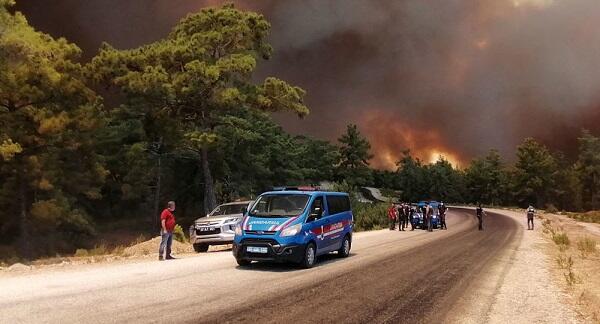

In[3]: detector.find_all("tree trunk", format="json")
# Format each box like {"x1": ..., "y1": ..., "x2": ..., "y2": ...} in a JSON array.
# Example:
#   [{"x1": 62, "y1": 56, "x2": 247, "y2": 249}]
[
  {"x1": 17, "y1": 163, "x2": 32, "y2": 259},
  {"x1": 202, "y1": 146, "x2": 217, "y2": 215}
]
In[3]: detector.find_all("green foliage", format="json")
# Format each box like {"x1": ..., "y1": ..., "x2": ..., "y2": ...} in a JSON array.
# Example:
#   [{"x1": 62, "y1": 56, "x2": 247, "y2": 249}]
[
  {"x1": 575, "y1": 130, "x2": 600, "y2": 210},
  {"x1": 337, "y1": 124, "x2": 373, "y2": 188},
  {"x1": 172, "y1": 224, "x2": 187, "y2": 243},
  {"x1": 464, "y1": 150, "x2": 509, "y2": 205},
  {"x1": 88, "y1": 3, "x2": 309, "y2": 214},
  {"x1": 0, "y1": 3, "x2": 104, "y2": 257},
  {"x1": 513, "y1": 138, "x2": 558, "y2": 207},
  {"x1": 353, "y1": 202, "x2": 389, "y2": 231}
]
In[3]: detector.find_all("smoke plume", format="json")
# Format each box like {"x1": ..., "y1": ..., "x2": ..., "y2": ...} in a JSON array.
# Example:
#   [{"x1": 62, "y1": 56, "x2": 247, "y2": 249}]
[{"x1": 16, "y1": 0, "x2": 600, "y2": 169}]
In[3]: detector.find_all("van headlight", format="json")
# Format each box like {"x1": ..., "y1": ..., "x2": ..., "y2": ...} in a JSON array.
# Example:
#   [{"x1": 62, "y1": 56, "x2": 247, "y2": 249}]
[
  {"x1": 280, "y1": 224, "x2": 302, "y2": 237},
  {"x1": 234, "y1": 225, "x2": 243, "y2": 236}
]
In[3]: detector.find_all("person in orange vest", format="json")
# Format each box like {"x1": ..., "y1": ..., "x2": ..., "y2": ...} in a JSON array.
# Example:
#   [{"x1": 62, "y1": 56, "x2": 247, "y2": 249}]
[{"x1": 388, "y1": 203, "x2": 398, "y2": 230}]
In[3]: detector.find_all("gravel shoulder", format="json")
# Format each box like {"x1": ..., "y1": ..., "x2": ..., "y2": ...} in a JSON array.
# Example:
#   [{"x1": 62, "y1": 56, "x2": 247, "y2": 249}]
[{"x1": 448, "y1": 208, "x2": 581, "y2": 323}]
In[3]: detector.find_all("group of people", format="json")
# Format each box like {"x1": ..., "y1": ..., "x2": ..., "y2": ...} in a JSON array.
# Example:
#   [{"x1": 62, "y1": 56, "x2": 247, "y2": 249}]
[{"x1": 388, "y1": 202, "x2": 448, "y2": 232}]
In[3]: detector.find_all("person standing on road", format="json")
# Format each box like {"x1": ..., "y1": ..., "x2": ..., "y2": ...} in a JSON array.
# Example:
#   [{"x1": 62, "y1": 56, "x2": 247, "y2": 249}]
[
  {"x1": 439, "y1": 202, "x2": 448, "y2": 230},
  {"x1": 527, "y1": 205, "x2": 536, "y2": 230},
  {"x1": 398, "y1": 203, "x2": 406, "y2": 231},
  {"x1": 388, "y1": 203, "x2": 398, "y2": 230},
  {"x1": 159, "y1": 201, "x2": 177, "y2": 261},
  {"x1": 408, "y1": 204, "x2": 416, "y2": 231},
  {"x1": 476, "y1": 203, "x2": 484, "y2": 231},
  {"x1": 402, "y1": 203, "x2": 410, "y2": 231},
  {"x1": 427, "y1": 203, "x2": 434, "y2": 232}
]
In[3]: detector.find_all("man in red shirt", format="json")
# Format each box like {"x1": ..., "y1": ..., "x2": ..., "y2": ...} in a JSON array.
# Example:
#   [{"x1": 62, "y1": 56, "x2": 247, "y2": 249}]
[
  {"x1": 159, "y1": 201, "x2": 177, "y2": 261},
  {"x1": 388, "y1": 203, "x2": 398, "y2": 230}
]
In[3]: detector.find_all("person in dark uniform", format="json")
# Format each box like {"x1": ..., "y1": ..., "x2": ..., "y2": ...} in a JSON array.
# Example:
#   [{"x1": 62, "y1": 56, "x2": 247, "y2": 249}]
[
  {"x1": 438, "y1": 202, "x2": 448, "y2": 230},
  {"x1": 402, "y1": 203, "x2": 410, "y2": 231},
  {"x1": 527, "y1": 205, "x2": 536, "y2": 230},
  {"x1": 397, "y1": 203, "x2": 406, "y2": 231},
  {"x1": 476, "y1": 203, "x2": 484, "y2": 230},
  {"x1": 408, "y1": 204, "x2": 415, "y2": 231}
]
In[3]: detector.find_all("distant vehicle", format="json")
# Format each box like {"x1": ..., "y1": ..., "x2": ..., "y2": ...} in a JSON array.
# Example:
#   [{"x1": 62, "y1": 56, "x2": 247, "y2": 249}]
[
  {"x1": 189, "y1": 201, "x2": 253, "y2": 253},
  {"x1": 411, "y1": 201, "x2": 440, "y2": 229},
  {"x1": 233, "y1": 189, "x2": 353, "y2": 268}
]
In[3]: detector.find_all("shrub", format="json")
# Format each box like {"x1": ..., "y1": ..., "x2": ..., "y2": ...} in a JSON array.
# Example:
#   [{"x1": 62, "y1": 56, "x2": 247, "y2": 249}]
[
  {"x1": 552, "y1": 232, "x2": 570, "y2": 247},
  {"x1": 353, "y1": 202, "x2": 389, "y2": 231},
  {"x1": 556, "y1": 254, "x2": 573, "y2": 269},
  {"x1": 577, "y1": 237, "x2": 597, "y2": 258},
  {"x1": 545, "y1": 204, "x2": 559, "y2": 214},
  {"x1": 173, "y1": 224, "x2": 187, "y2": 243},
  {"x1": 74, "y1": 249, "x2": 89, "y2": 257}
]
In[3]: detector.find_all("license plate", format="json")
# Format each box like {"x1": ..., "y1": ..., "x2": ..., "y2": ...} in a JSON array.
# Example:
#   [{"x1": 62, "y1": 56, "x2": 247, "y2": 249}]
[
  {"x1": 198, "y1": 227, "x2": 214, "y2": 231},
  {"x1": 246, "y1": 246, "x2": 268, "y2": 254}
]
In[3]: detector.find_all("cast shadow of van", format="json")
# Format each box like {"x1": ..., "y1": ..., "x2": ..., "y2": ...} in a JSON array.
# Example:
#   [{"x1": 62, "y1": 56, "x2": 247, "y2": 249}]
[{"x1": 235, "y1": 252, "x2": 357, "y2": 272}]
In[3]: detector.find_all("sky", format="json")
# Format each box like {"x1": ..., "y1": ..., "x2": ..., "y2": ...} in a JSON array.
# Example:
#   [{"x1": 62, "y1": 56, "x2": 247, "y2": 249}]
[{"x1": 15, "y1": 0, "x2": 600, "y2": 169}]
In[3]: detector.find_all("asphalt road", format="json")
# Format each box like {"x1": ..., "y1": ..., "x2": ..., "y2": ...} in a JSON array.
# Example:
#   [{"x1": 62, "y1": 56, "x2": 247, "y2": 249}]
[{"x1": 0, "y1": 208, "x2": 520, "y2": 324}]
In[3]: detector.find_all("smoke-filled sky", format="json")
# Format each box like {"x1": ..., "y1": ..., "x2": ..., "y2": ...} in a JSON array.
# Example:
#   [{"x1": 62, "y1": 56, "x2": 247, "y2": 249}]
[{"x1": 16, "y1": 0, "x2": 600, "y2": 169}]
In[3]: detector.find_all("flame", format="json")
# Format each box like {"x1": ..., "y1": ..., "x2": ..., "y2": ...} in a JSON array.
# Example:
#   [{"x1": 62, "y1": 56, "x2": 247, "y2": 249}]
[{"x1": 358, "y1": 110, "x2": 464, "y2": 170}]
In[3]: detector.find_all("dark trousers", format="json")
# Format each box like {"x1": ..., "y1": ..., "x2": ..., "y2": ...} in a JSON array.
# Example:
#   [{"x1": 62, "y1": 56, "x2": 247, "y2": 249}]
[
  {"x1": 477, "y1": 216, "x2": 483, "y2": 230},
  {"x1": 427, "y1": 217, "x2": 433, "y2": 231},
  {"x1": 400, "y1": 218, "x2": 407, "y2": 231},
  {"x1": 440, "y1": 216, "x2": 447, "y2": 229},
  {"x1": 389, "y1": 219, "x2": 396, "y2": 230},
  {"x1": 527, "y1": 216, "x2": 534, "y2": 230}
]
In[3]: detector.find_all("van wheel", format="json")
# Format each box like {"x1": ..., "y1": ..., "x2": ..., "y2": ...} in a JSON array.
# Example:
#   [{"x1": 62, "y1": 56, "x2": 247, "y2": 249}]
[
  {"x1": 193, "y1": 243, "x2": 209, "y2": 253},
  {"x1": 236, "y1": 259, "x2": 251, "y2": 267},
  {"x1": 301, "y1": 243, "x2": 317, "y2": 269},
  {"x1": 338, "y1": 236, "x2": 351, "y2": 258}
]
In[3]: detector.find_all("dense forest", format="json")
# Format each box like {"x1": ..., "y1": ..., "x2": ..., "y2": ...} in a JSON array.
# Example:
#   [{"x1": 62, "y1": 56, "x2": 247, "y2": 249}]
[{"x1": 0, "y1": 2, "x2": 599, "y2": 259}]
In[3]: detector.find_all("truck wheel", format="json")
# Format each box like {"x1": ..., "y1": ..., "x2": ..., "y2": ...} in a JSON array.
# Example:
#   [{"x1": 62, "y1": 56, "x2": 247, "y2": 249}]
[
  {"x1": 236, "y1": 259, "x2": 251, "y2": 267},
  {"x1": 193, "y1": 243, "x2": 209, "y2": 253},
  {"x1": 300, "y1": 243, "x2": 317, "y2": 269},
  {"x1": 338, "y1": 236, "x2": 351, "y2": 258}
]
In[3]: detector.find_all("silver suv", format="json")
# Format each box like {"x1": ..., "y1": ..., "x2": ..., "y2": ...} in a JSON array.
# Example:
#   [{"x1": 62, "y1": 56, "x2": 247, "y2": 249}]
[{"x1": 189, "y1": 201, "x2": 252, "y2": 252}]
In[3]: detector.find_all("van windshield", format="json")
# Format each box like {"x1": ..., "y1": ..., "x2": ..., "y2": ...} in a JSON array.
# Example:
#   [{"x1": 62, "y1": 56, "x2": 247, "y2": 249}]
[{"x1": 249, "y1": 194, "x2": 309, "y2": 218}]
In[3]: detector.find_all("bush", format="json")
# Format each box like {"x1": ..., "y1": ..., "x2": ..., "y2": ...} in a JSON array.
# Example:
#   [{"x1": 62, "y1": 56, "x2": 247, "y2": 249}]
[
  {"x1": 552, "y1": 232, "x2": 570, "y2": 247},
  {"x1": 577, "y1": 237, "x2": 597, "y2": 258},
  {"x1": 353, "y1": 202, "x2": 389, "y2": 231},
  {"x1": 545, "y1": 204, "x2": 559, "y2": 214},
  {"x1": 173, "y1": 224, "x2": 187, "y2": 243},
  {"x1": 74, "y1": 249, "x2": 89, "y2": 257}
]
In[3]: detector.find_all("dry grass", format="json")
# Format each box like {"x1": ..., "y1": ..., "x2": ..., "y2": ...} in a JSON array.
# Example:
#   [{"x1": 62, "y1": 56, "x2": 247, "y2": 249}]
[
  {"x1": 552, "y1": 232, "x2": 570, "y2": 250},
  {"x1": 541, "y1": 212, "x2": 600, "y2": 322},
  {"x1": 565, "y1": 211, "x2": 600, "y2": 224},
  {"x1": 577, "y1": 237, "x2": 598, "y2": 258}
]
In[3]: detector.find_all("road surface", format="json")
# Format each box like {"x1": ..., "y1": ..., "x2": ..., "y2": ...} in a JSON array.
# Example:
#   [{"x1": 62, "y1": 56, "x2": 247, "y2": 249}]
[{"x1": 0, "y1": 209, "x2": 521, "y2": 323}]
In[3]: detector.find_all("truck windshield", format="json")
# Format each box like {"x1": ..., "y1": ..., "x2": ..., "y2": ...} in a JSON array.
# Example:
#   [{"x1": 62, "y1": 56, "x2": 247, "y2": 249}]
[
  {"x1": 249, "y1": 194, "x2": 309, "y2": 218},
  {"x1": 210, "y1": 203, "x2": 248, "y2": 216}
]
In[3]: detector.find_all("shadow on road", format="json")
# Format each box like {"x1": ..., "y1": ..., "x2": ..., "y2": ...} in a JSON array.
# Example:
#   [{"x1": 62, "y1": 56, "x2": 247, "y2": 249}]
[{"x1": 234, "y1": 253, "x2": 357, "y2": 272}]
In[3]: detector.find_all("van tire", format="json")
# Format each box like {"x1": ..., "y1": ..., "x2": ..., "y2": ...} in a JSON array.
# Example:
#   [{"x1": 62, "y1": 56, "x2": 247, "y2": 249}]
[
  {"x1": 300, "y1": 243, "x2": 317, "y2": 269},
  {"x1": 338, "y1": 235, "x2": 351, "y2": 258},
  {"x1": 193, "y1": 243, "x2": 209, "y2": 253}
]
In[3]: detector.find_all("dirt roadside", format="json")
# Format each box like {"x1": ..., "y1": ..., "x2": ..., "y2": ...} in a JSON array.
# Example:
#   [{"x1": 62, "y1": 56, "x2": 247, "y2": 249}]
[
  {"x1": 538, "y1": 211, "x2": 600, "y2": 323},
  {"x1": 446, "y1": 208, "x2": 581, "y2": 324}
]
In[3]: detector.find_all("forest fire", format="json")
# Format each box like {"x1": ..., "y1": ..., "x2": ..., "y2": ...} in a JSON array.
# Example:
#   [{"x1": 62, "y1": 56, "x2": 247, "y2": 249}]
[
  {"x1": 360, "y1": 110, "x2": 464, "y2": 170},
  {"x1": 14, "y1": 0, "x2": 600, "y2": 167}
]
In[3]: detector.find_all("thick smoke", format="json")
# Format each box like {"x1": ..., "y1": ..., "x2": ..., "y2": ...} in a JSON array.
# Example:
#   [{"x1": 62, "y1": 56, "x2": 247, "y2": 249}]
[{"x1": 16, "y1": 0, "x2": 600, "y2": 169}]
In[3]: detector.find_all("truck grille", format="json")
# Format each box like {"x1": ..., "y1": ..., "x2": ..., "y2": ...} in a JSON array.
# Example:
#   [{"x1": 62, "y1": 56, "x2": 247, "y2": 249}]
[{"x1": 244, "y1": 230, "x2": 277, "y2": 235}]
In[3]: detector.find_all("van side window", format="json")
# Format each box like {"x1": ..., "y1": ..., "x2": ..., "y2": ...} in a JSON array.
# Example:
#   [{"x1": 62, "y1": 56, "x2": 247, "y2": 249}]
[
  {"x1": 309, "y1": 197, "x2": 324, "y2": 220},
  {"x1": 326, "y1": 195, "x2": 351, "y2": 215}
]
